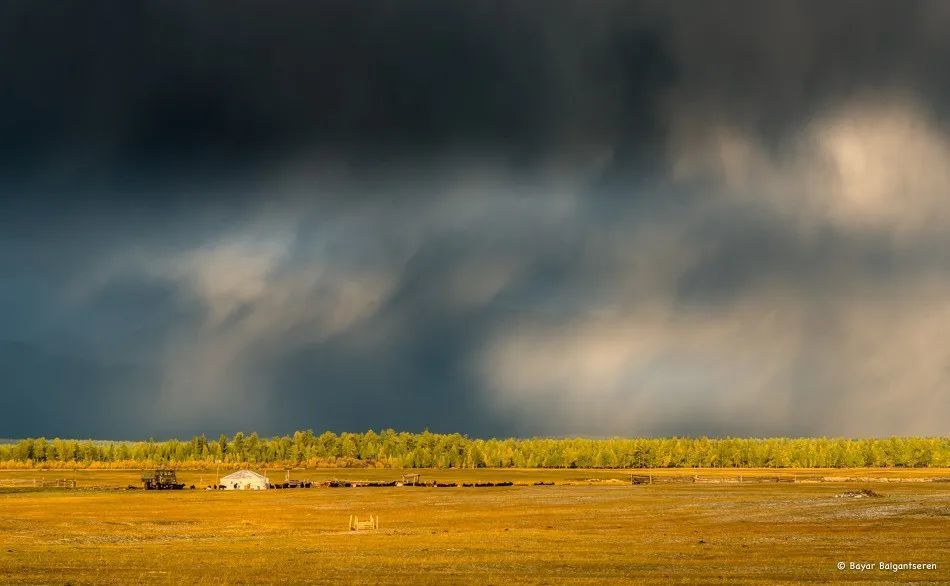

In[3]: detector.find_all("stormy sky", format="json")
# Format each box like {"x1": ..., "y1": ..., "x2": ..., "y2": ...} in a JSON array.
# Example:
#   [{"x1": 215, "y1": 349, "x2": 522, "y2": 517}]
[{"x1": 2, "y1": 1, "x2": 949, "y2": 439}]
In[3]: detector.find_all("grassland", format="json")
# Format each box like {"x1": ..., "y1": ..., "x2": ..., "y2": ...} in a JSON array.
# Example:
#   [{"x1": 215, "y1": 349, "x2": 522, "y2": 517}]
[{"x1": 1, "y1": 468, "x2": 948, "y2": 584}]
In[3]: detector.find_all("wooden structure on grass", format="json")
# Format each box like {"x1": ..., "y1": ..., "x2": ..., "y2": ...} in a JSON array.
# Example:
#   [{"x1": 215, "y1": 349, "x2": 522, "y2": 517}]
[
  {"x1": 0, "y1": 478, "x2": 78, "y2": 488},
  {"x1": 349, "y1": 515, "x2": 379, "y2": 531},
  {"x1": 268, "y1": 468, "x2": 312, "y2": 489},
  {"x1": 630, "y1": 473, "x2": 796, "y2": 485}
]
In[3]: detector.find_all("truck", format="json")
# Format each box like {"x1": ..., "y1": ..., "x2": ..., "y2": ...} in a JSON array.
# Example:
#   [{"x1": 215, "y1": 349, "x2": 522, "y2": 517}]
[{"x1": 141, "y1": 469, "x2": 186, "y2": 490}]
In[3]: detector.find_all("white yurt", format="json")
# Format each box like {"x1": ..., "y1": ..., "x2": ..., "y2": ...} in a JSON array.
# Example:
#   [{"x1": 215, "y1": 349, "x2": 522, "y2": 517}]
[{"x1": 220, "y1": 469, "x2": 269, "y2": 490}]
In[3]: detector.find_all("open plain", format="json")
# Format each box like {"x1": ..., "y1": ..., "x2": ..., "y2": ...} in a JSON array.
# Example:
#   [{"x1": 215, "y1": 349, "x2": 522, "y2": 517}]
[{"x1": 0, "y1": 468, "x2": 948, "y2": 584}]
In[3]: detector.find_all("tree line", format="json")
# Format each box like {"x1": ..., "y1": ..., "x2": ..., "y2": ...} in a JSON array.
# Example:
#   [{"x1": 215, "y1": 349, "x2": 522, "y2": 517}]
[{"x1": 1, "y1": 431, "x2": 947, "y2": 469}]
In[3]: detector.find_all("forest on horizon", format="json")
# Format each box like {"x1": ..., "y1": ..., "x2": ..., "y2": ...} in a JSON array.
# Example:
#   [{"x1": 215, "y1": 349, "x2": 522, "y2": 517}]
[{"x1": 1, "y1": 431, "x2": 948, "y2": 469}]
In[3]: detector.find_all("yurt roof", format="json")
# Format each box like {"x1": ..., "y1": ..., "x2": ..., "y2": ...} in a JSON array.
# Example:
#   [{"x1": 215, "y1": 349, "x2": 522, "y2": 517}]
[{"x1": 220, "y1": 469, "x2": 267, "y2": 482}]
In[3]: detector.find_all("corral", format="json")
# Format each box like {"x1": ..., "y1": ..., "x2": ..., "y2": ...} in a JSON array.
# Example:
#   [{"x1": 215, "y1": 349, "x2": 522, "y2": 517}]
[
  {"x1": 348, "y1": 514, "x2": 379, "y2": 531},
  {"x1": 0, "y1": 467, "x2": 947, "y2": 584}
]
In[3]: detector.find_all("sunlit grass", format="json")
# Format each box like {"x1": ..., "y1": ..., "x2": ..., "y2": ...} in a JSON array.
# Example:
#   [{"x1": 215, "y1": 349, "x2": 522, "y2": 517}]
[{"x1": 1, "y1": 468, "x2": 947, "y2": 584}]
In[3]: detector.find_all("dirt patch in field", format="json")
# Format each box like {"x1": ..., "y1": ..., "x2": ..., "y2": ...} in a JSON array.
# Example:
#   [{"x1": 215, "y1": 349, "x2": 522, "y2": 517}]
[{"x1": 834, "y1": 489, "x2": 883, "y2": 499}]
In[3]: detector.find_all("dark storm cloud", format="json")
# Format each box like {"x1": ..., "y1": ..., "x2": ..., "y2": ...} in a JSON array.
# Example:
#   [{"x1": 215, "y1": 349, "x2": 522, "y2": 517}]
[
  {"x1": 2, "y1": 1, "x2": 950, "y2": 438},
  {"x1": 3, "y1": 1, "x2": 949, "y2": 181},
  {"x1": 0, "y1": 0, "x2": 674, "y2": 197},
  {"x1": 662, "y1": 1, "x2": 950, "y2": 128}
]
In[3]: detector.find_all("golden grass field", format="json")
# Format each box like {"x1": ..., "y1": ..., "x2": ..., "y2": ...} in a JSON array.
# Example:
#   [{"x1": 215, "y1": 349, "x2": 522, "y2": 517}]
[{"x1": 1, "y1": 468, "x2": 948, "y2": 585}]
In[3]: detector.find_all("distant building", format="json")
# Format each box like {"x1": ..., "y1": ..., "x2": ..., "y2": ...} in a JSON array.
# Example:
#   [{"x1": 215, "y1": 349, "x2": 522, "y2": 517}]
[{"x1": 220, "y1": 469, "x2": 269, "y2": 490}]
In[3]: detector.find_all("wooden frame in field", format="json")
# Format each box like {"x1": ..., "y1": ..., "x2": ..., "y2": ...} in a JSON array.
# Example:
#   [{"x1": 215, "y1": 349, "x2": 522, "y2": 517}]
[{"x1": 349, "y1": 514, "x2": 379, "y2": 531}]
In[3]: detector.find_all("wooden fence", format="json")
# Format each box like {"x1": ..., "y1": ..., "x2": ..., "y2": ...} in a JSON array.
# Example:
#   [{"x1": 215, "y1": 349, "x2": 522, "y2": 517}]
[
  {"x1": 348, "y1": 515, "x2": 379, "y2": 531},
  {"x1": 631, "y1": 474, "x2": 795, "y2": 485},
  {"x1": 0, "y1": 478, "x2": 77, "y2": 488}
]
